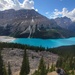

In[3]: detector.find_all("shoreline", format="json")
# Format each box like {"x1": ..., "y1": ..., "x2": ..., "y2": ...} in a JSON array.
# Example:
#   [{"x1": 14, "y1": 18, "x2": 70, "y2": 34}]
[{"x1": 0, "y1": 36, "x2": 16, "y2": 42}]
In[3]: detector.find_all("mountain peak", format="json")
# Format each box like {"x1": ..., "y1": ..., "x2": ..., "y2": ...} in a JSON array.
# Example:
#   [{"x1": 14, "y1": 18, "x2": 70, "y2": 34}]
[
  {"x1": 55, "y1": 16, "x2": 72, "y2": 28},
  {"x1": 0, "y1": 9, "x2": 75, "y2": 39},
  {"x1": 0, "y1": 9, "x2": 61, "y2": 38}
]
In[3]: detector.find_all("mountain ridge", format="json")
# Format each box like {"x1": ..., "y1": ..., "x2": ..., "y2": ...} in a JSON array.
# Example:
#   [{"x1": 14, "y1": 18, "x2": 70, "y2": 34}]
[{"x1": 0, "y1": 9, "x2": 75, "y2": 39}]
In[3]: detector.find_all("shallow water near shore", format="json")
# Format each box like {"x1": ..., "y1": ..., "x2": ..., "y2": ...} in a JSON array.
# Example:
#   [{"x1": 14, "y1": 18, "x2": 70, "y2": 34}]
[{"x1": 11, "y1": 37, "x2": 75, "y2": 48}]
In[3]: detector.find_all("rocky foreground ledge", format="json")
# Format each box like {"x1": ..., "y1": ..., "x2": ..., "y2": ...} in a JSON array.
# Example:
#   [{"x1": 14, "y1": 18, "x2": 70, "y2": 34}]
[{"x1": 2, "y1": 48, "x2": 58, "y2": 75}]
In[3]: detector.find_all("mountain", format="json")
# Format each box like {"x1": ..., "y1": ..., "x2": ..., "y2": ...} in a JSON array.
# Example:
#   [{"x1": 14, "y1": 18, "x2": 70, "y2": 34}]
[
  {"x1": 55, "y1": 16, "x2": 72, "y2": 29},
  {"x1": 68, "y1": 22, "x2": 75, "y2": 32},
  {"x1": 0, "y1": 9, "x2": 75, "y2": 39},
  {"x1": 55, "y1": 16, "x2": 75, "y2": 33}
]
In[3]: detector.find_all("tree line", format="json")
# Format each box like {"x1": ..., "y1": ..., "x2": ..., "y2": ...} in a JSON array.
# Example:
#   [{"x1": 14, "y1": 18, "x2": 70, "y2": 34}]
[{"x1": 0, "y1": 42, "x2": 45, "y2": 52}]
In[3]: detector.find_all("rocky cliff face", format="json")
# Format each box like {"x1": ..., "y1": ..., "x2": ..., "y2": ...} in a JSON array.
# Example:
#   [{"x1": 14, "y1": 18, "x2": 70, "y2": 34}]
[
  {"x1": 68, "y1": 22, "x2": 75, "y2": 32},
  {"x1": 55, "y1": 16, "x2": 72, "y2": 29},
  {"x1": 0, "y1": 9, "x2": 58, "y2": 36},
  {"x1": 0, "y1": 9, "x2": 75, "y2": 38},
  {"x1": 55, "y1": 17, "x2": 75, "y2": 33}
]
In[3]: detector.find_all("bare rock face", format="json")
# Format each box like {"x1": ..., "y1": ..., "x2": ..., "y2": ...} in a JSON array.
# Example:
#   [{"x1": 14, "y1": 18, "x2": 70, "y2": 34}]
[
  {"x1": 0, "y1": 9, "x2": 75, "y2": 38},
  {"x1": 55, "y1": 16, "x2": 72, "y2": 29},
  {"x1": 54, "y1": 17, "x2": 75, "y2": 33},
  {"x1": 0, "y1": 9, "x2": 58, "y2": 37},
  {"x1": 0, "y1": 9, "x2": 70, "y2": 38}
]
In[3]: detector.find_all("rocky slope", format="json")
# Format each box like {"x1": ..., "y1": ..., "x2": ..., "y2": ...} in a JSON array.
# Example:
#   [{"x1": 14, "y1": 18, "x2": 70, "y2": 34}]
[
  {"x1": 0, "y1": 9, "x2": 75, "y2": 38},
  {"x1": 55, "y1": 16, "x2": 72, "y2": 29},
  {"x1": 68, "y1": 22, "x2": 75, "y2": 32},
  {"x1": 55, "y1": 16, "x2": 75, "y2": 32},
  {"x1": 2, "y1": 48, "x2": 58, "y2": 75},
  {"x1": 0, "y1": 9, "x2": 58, "y2": 37}
]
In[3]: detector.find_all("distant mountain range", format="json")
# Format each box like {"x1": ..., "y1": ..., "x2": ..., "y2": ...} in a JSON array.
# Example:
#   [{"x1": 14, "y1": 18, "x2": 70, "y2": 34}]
[
  {"x1": 0, "y1": 9, "x2": 75, "y2": 39},
  {"x1": 55, "y1": 17, "x2": 75, "y2": 31}
]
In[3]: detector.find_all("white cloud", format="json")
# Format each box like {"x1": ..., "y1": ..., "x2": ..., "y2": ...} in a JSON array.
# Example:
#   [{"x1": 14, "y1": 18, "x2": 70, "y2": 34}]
[
  {"x1": 22, "y1": 0, "x2": 34, "y2": 9},
  {"x1": 46, "y1": 12, "x2": 49, "y2": 15},
  {"x1": 35, "y1": 9, "x2": 38, "y2": 12},
  {"x1": 50, "y1": 8, "x2": 75, "y2": 21},
  {"x1": 0, "y1": 0, "x2": 36, "y2": 11}
]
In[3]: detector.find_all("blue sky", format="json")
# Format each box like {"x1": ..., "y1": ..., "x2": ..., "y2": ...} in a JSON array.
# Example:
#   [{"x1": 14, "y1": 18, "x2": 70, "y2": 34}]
[{"x1": 18, "y1": 0, "x2": 75, "y2": 19}]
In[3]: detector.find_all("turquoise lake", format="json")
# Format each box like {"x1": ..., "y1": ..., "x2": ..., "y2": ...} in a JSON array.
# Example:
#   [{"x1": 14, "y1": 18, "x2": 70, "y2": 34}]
[{"x1": 12, "y1": 37, "x2": 75, "y2": 48}]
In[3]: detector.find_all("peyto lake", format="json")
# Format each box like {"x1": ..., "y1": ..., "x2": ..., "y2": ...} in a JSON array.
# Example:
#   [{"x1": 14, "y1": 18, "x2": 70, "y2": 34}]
[{"x1": 12, "y1": 37, "x2": 75, "y2": 48}]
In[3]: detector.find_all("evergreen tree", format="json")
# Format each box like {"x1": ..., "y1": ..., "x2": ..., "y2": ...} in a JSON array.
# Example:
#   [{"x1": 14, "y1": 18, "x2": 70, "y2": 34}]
[
  {"x1": 50, "y1": 63, "x2": 55, "y2": 72},
  {"x1": 73, "y1": 58, "x2": 75, "y2": 69},
  {"x1": 71, "y1": 68, "x2": 75, "y2": 75},
  {"x1": 32, "y1": 70, "x2": 40, "y2": 75},
  {"x1": 20, "y1": 49, "x2": 30, "y2": 75},
  {"x1": 38, "y1": 56, "x2": 47, "y2": 75},
  {"x1": 8, "y1": 62, "x2": 12, "y2": 75},
  {"x1": 0, "y1": 51, "x2": 7, "y2": 75},
  {"x1": 4, "y1": 65, "x2": 8, "y2": 75},
  {"x1": 56, "y1": 57, "x2": 63, "y2": 68},
  {"x1": 46, "y1": 63, "x2": 49, "y2": 73},
  {"x1": 64, "y1": 62, "x2": 70, "y2": 73}
]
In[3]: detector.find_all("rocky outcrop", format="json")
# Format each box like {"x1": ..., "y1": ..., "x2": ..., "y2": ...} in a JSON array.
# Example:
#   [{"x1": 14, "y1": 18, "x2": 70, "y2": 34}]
[
  {"x1": 55, "y1": 16, "x2": 72, "y2": 29},
  {"x1": 47, "y1": 71, "x2": 57, "y2": 75},
  {"x1": 2, "y1": 48, "x2": 58, "y2": 75}
]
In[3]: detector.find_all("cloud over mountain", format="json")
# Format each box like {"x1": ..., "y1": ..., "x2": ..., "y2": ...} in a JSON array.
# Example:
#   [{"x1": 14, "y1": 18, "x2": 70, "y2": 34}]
[
  {"x1": 0, "y1": 0, "x2": 34, "y2": 11},
  {"x1": 51, "y1": 8, "x2": 75, "y2": 21}
]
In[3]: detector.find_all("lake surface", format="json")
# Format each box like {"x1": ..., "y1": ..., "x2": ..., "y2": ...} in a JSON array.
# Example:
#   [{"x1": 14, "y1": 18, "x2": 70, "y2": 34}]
[{"x1": 11, "y1": 37, "x2": 75, "y2": 48}]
